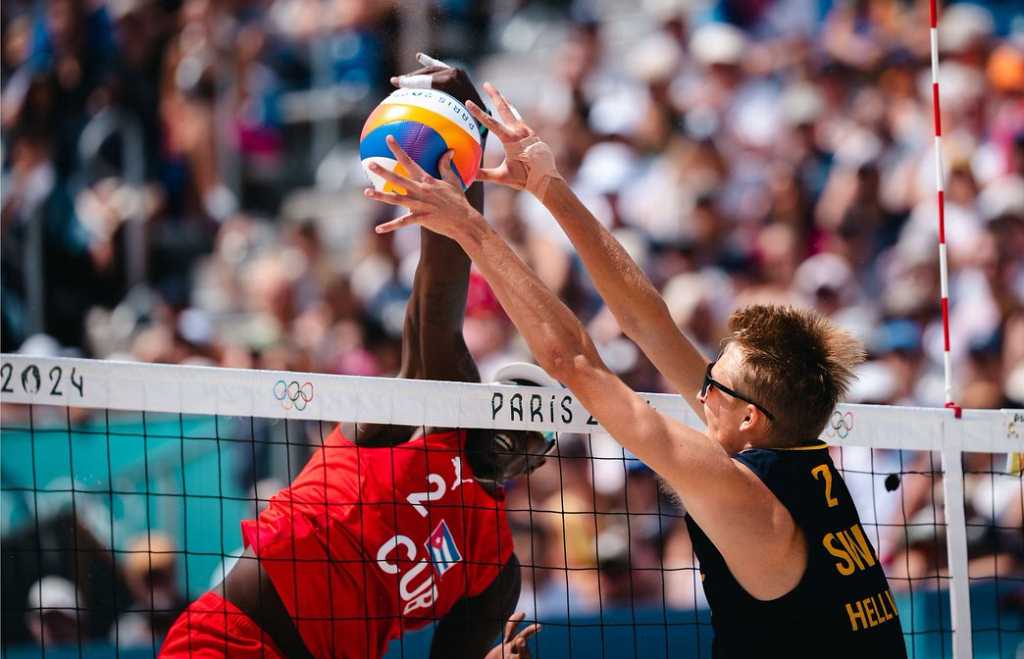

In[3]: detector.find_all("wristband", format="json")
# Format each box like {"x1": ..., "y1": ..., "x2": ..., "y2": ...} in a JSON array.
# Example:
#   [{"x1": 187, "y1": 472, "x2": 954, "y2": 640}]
[{"x1": 515, "y1": 136, "x2": 562, "y2": 200}]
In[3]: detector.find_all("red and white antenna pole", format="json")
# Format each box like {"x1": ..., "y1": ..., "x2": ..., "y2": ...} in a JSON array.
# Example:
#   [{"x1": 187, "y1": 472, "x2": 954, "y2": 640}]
[
  {"x1": 931, "y1": 4, "x2": 972, "y2": 658},
  {"x1": 929, "y1": 0, "x2": 960, "y2": 417}
]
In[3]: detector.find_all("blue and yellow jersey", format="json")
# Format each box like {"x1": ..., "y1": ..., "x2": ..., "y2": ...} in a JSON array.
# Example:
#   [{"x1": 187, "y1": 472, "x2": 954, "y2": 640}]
[{"x1": 685, "y1": 441, "x2": 907, "y2": 658}]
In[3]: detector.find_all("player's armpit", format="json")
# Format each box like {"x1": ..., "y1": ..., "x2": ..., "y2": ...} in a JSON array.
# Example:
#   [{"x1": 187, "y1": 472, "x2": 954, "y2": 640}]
[
  {"x1": 429, "y1": 553, "x2": 522, "y2": 659},
  {"x1": 556, "y1": 366, "x2": 806, "y2": 599},
  {"x1": 717, "y1": 460, "x2": 808, "y2": 601},
  {"x1": 345, "y1": 422, "x2": 422, "y2": 447}
]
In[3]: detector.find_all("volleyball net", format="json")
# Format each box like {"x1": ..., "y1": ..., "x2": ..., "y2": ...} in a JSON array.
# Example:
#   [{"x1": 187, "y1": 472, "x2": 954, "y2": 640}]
[{"x1": 1, "y1": 354, "x2": 1021, "y2": 658}]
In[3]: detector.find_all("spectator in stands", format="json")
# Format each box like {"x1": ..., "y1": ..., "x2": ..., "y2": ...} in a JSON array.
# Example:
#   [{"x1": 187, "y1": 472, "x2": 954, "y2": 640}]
[
  {"x1": 1, "y1": 77, "x2": 115, "y2": 351},
  {"x1": 0, "y1": 0, "x2": 1021, "y2": 634},
  {"x1": 113, "y1": 533, "x2": 187, "y2": 647},
  {"x1": 107, "y1": 0, "x2": 172, "y2": 181},
  {"x1": 25, "y1": 576, "x2": 84, "y2": 646}
]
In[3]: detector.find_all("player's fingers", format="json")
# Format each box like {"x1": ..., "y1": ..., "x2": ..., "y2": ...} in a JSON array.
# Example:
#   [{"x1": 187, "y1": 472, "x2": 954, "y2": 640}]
[
  {"x1": 416, "y1": 52, "x2": 451, "y2": 69},
  {"x1": 391, "y1": 72, "x2": 433, "y2": 89},
  {"x1": 385, "y1": 135, "x2": 430, "y2": 180},
  {"x1": 390, "y1": 62, "x2": 449, "y2": 89},
  {"x1": 483, "y1": 82, "x2": 521, "y2": 125},
  {"x1": 503, "y1": 612, "x2": 526, "y2": 641},
  {"x1": 510, "y1": 624, "x2": 539, "y2": 658},
  {"x1": 439, "y1": 151, "x2": 462, "y2": 188},
  {"x1": 366, "y1": 161, "x2": 419, "y2": 192},
  {"x1": 466, "y1": 101, "x2": 515, "y2": 142},
  {"x1": 394, "y1": 64, "x2": 439, "y2": 78},
  {"x1": 475, "y1": 166, "x2": 504, "y2": 183},
  {"x1": 513, "y1": 623, "x2": 541, "y2": 643},
  {"x1": 374, "y1": 212, "x2": 423, "y2": 234},
  {"x1": 362, "y1": 187, "x2": 415, "y2": 208},
  {"x1": 478, "y1": 164, "x2": 525, "y2": 190},
  {"x1": 482, "y1": 82, "x2": 514, "y2": 123}
]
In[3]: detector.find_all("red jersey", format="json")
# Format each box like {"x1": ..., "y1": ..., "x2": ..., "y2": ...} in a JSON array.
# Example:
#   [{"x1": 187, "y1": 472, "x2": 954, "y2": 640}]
[{"x1": 240, "y1": 427, "x2": 514, "y2": 659}]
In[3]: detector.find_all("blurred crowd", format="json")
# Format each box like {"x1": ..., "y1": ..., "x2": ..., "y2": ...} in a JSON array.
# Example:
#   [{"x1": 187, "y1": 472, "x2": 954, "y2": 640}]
[
  {"x1": 4, "y1": 0, "x2": 1023, "y2": 406},
  {"x1": 8, "y1": 513, "x2": 190, "y2": 651},
  {"x1": 3, "y1": 0, "x2": 1023, "y2": 650}
]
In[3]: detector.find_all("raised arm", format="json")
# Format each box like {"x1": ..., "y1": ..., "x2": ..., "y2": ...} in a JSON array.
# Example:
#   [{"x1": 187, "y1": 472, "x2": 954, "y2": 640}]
[
  {"x1": 394, "y1": 189, "x2": 481, "y2": 385},
  {"x1": 350, "y1": 195, "x2": 481, "y2": 446},
  {"x1": 352, "y1": 62, "x2": 486, "y2": 445},
  {"x1": 366, "y1": 144, "x2": 805, "y2": 601},
  {"x1": 541, "y1": 179, "x2": 708, "y2": 418},
  {"x1": 465, "y1": 84, "x2": 708, "y2": 421},
  {"x1": 429, "y1": 555, "x2": 540, "y2": 659}
]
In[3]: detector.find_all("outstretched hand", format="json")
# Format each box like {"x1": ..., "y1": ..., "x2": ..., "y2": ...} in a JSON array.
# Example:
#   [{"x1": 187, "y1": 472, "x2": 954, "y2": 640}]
[
  {"x1": 465, "y1": 83, "x2": 563, "y2": 199},
  {"x1": 483, "y1": 612, "x2": 541, "y2": 659},
  {"x1": 391, "y1": 53, "x2": 486, "y2": 113},
  {"x1": 365, "y1": 135, "x2": 482, "y2": 241}
]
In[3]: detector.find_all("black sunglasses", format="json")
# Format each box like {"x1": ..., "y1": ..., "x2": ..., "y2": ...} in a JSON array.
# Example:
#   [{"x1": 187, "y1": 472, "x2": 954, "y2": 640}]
[{"x1": 700, "y1": 359, "x2": 775, "y2": 421}]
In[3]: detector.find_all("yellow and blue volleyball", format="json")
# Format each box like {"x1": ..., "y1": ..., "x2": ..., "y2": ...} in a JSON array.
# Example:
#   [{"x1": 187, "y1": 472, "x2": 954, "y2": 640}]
[{"x1": 360, "y1": 88, "x2": 482, "y2": 192}]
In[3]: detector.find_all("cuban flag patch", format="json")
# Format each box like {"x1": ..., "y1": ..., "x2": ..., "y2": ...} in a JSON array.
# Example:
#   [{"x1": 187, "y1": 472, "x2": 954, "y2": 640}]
[{"x1": 425, "y1": 520, "x2": 462, "y2": 577}]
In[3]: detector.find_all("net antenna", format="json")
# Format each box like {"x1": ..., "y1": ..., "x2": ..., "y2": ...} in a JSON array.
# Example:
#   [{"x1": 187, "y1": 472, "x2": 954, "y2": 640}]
[
  {"x1": 929, "y1": 0, "x2": 959, "y2": 419},
  {"x1": 928, "y1": 4, "x2": 976, "y2": 657},
  {"x1": 0, "y1": 354, "x2": 1021, "y2": 657}
]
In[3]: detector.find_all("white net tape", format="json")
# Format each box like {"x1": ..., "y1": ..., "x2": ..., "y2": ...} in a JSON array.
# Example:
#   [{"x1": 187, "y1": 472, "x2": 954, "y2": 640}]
[
  {"x1": 1, "y1": 355, "x2": 1019, "y2": 452},
  {"x1": 2, "y1": 355, "x2": 1022, "y2": 659}
]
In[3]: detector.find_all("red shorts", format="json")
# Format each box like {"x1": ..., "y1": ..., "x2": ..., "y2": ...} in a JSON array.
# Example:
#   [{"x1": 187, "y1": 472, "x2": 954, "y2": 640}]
[{"x1": 159, "y1": 592, "x2": 286, "y2": 658}]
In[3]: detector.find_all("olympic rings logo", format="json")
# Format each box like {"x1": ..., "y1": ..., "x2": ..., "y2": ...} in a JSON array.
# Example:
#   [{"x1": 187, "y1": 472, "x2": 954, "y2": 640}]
[
  {"x1": 825, "y1": 410, "x2": 854, "y2": 440},
  {"x1": 273, "y1": 380, "x2": 314, "y2": 411},
  {"x1": 1008, "y1": 413, "x2": 1022, "y2": 440}
]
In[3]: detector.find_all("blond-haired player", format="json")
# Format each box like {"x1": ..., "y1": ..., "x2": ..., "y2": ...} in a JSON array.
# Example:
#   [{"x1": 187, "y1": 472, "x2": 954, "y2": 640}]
[{"x1": 364, "y1": 81, "x2": 907, "y2": 658}]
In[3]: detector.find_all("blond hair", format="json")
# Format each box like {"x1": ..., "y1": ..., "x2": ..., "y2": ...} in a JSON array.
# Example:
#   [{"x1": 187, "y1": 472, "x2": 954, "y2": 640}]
[{"x1": 727, "y1": 305, "x2": 865, "y2": 446}]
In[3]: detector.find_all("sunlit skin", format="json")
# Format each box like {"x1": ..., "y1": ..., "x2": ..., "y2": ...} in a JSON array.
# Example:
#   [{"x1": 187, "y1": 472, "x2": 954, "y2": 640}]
[
  {"x1": 696, "y1": 345, "x2": 808, "y2": 601},
  {"x1": 698, "y1": 343, "x2": 774, "y2": 457},
  {"x1": 363, "y1": 93, "x2": 807, "y2": 602}
]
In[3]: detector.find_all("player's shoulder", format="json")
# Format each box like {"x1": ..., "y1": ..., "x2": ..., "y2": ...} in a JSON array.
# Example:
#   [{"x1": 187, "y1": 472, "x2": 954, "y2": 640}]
[
  {"x1": 741, "y1": 440, "x2": 830, "y2": 459},
  {"x1": 422, "y1": 427, "x2": 469, "y2": 444},
  {"x1": 735, "y1": 441, "x2": 830, "y2": 478}
]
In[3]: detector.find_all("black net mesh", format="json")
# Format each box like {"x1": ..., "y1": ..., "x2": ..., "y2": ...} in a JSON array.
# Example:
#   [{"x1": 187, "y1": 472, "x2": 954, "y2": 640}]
[{"x1": 2, "y1": 401, "x2": 1022, "y2": 658}]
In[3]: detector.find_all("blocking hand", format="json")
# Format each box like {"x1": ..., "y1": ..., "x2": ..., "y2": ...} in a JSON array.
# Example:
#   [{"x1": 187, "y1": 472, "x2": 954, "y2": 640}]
[
  {"x1": 483, "y1": 612, "x2": 541, "y2": 659},
  {"x1": 391, "y1": 53, "x2": 487, "y2": 115},
  {"x1": 365, "y1": 135, "x2": 481, "y2": 241},
  {"x1": 465, "y1": 83, "x2": 563, "y2": 199}
]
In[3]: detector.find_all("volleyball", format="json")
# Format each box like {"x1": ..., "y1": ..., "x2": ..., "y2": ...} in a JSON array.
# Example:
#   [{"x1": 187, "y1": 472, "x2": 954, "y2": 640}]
[{"x1": 359, "y1": 88, "x2": 482, "y2": 192}]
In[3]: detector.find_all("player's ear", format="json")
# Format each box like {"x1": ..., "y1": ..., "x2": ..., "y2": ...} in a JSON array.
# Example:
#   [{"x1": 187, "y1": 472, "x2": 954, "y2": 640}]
[
  {"x1": 739, "y1": 405, "x2": 756, "y2": 432},
  {"x1": 741, "y1": 405, "x2": 771, "y2": 436}
]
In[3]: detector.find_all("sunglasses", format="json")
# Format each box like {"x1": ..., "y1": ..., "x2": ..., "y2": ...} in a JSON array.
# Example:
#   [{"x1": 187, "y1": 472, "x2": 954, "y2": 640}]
[
  {"x1": 494, "y1": 431, "x2": 557, "y2": 456},
  {"x1": 493, "y1": 431, "x2": 557, "y2": 477},
  {"x1": 700, "y1": 359, "x2": 775, "y2": 421}
]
